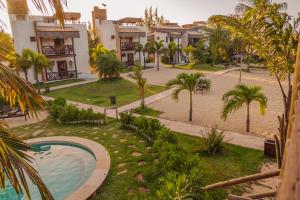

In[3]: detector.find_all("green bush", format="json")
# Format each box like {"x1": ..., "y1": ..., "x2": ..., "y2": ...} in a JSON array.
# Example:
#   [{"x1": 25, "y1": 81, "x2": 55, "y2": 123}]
[
  {"x1": 95, "y1": 53, "x2": 123, "y2": 79},
  {"x1": 48, "y1": 97, "x2": 67, "y2": 119},
  {"x1": 160, "y1": 54, "x2": 171, "y2": 64},
  {"x1": 199, "y1": 126, "x2": 227, "y2": 156}
]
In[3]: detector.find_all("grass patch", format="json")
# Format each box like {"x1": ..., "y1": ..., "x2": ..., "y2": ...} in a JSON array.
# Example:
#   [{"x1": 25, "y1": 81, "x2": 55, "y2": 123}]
[
  {"x1": 119, "y1": 66, "x2": 134, "y2": 74},
  {"x1": 45, "y1": 78, "x2": 165, "y2": 107},
  {"x1": 132, "y1": 106, "x2": 162, "y2": 117},
  {"x1": 174, "y1": 63, "x2": 225, "y2": 72},
  {"x1": 11, "y1": 117, "x2": 269, "y2": 200},
  {"x1": 34, "y1": 79, "x2": 85, "y2": 89}
]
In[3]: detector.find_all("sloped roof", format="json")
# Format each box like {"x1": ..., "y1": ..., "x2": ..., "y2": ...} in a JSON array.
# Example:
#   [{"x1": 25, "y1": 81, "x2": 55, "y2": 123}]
[
  {"x1": 119, "y1": 17, "x2": 142, "y2": 24},
  {"x1": 119, "y1": 28, "x2": 146, "y2": 37}
]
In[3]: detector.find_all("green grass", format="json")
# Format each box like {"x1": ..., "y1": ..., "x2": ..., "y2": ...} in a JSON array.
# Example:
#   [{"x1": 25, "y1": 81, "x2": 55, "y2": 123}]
[
  {"x1": 173, "y1": 63, "x2": 225, "y2": 72},
  {"x1": 119, "y1": 66, "x2": 134, "y2": 74},
  {"x1": 45, "y1": 78, "x2": 165, "y2": 107},
  {"x1": 132, "y1": 106, "x2": 162, "y2": 117},
  {"x1": 11, "y1": 117, "x2": 269, "y2": 200},
  {"x1": 34, "y1": 79, "x2": 85, "y2": 89}
]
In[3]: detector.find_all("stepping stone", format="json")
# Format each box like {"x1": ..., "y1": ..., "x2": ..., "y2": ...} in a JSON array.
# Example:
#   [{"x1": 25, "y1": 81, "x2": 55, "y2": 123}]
[
  {"x1": 117, "y1": 163, "x2": 126, "y2": 168},
  {"x1": 90, "y1": 132, "x2": 97, "y2": 135},
  {"x1": 114, "y1": 150, "x2": 119, "y2": 154},
  {"x1": 137, "y1": 160, "x2": 146, "y2": 166},
  {"x1": 94, "y1": 137, "x2": 99, "y2": 140},
  {"x1": 119, "y1": 139, "x2": 127, "y2": 143},
  {"x1": 154, "y1": 159, "x2": 159, "y2": 163},
  {"x1": 102, "y1": 133, "x2": 107, "y2": 136},
  {"x1": 110, "y1": 144, "x2": 116, "y2": 148},
  {"x1": 112, "y1": 134, "x2": 118, "y2": 138},
  {"x1": 118, "y1": 156, "x2": 122, "y2": 160},
  {"x1": 128, "y1": 144, "x2": 136, "y2": 149},
  {"x1": 93, "y1": 127, "x2": 99, "y2": 130},
  {"x1": 101, "y1": 140, "x2": 105, "y2": 143},
  {"x1": 132, "y1": 152, "x2": 142, "y2": 157},
  {"x1": 32, "y1": 130, "x2": 45, "y2": 137},
  {"x1": 128, "y1": 188, "x2": 135, "y2": 196},
  {"x1": 80, "y1": 130, "x2": 86, "y2": 133},
  {"x1": 24, "y1": 127, "x2": 30, "y2": 130},
  {"x1": 138, "y1": 187, "x2": 149, "y2": 193},
  {"x1": 34, "y1": 126, "x2": 41, "y2": 129},
  {"x1": 117, "y1": 169, "x2": 127, "y2": 175},
  {"x1": 139, "y1": 140, "x2": 145, "y2": 143},
  {"x1": 135, "y1": 172, "x2": 145, "y2": 182},
  {"x1": 66, "y1": 131, "x2": 71, "y2": 134},
  {"x1": 133, "y1": 136, "x2": 137, "y2": 139},
  {"x1": 46, "y1": 132, "x2": 55, "y2": 136},
  {"x1": 146, "y1": 147, "x2": 152, "y2": 150}
]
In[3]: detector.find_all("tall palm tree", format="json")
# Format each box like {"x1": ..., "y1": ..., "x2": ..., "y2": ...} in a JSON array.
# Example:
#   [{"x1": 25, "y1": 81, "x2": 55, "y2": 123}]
[
  {"x1": 153, "y1": 40, "x2": 164, "y2": 71},
  {"x1": 14, "y1": 51, "x2": 32, "y2": 81},
  {"x1": 22, "y1": 49, "x2": 50, "y2": 94},
  {"x1": 183, "y1": 45, "x2": 195, "y2": 64},
  {"x1": 222, "y1": 84, "x2": 267, "y2": 132},
  {"x1": 130, "y1": 65, "x2": 147, "y2": 108},
  {"x1": 166, "y1": 73, "x2": 211, "y2": 121},
  {"x1": 135, "y1": 42, "x2": 143, "y2": 66}
]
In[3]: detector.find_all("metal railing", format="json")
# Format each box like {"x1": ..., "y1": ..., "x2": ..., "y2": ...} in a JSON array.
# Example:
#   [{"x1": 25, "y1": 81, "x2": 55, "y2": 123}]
[
  {"x1": 42, "y1": 45, "x2": 75, "y2": 56},
  {"x1": 46, "y1": 70, "x2": 77, "y2": 81}
]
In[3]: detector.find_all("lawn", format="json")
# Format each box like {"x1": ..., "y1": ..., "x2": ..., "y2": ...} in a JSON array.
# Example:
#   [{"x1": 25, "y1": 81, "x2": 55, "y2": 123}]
[
  {"x1": 45, "y1": 78, "x2": 165, "y2": 107},
  {"x1": 175, "y1": 63, "x2": 225, "y2": 71},
  {"x1": 132, "y1": 106, "x2": 162, "y2": 117},
  {"x1": 12, "y1": 117, "x2": 269, "y2": 200},
  {"x1": 34, "y1": 79, "x2": 85, "y2": 89}
]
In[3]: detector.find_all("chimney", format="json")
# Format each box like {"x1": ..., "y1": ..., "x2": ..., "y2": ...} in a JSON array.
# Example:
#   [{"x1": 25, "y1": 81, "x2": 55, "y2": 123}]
[
  {"x1": 92, "y1": 6, "x2": 107, "y2": 27},
  {"x1": 7, "y1": 0, "x2": 28, "y2": 20}
]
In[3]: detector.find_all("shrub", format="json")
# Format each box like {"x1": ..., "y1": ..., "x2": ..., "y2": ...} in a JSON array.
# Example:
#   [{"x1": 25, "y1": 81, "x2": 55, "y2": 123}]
[
  {"x1": 95, "y1": 53, "x2": 123, "y2": 79},
  {"x1": 160, "y1": 54, "x2": 171, "y2": 64},
  {"x1": 199, "y1": 126, "x2": 227, "y2": 156},
  {"x1": 48, "y1": 97, "x2": 67, "y2": 119}
]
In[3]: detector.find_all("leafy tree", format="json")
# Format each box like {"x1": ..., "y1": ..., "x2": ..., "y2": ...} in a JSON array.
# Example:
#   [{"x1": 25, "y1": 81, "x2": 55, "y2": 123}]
[
  {"x1": 90, "y1": 44, "x2": 110, "y2": 67},
  {"x1": 143, "y1": 6, "x2": 167, "y2": 29},
  {"x1": 94, "y1": 52, "x2": 123, "y2": 79},
  {"x1": 22, "y1": 49, "x2": 51, "y2": 94},
  {"x1": 183, "y1": 45, "x2": 195, "y2": 64},
  {"x1": 191, "y1": 40, "x2": 209, "y2": 64},
  {"x1": 0, "y1": 32, "x2": 14, "y2": 62},
  {"x1": 222, "y1": 84, "x2": 267, "y2": 132},
  {"x1": 167, "y1": 42, "x2": 181, "y2": 67},
  {"x1": 135, "y1": 43, "x2": 143, "y2": 65},
  {"x1": 166, "y1": 73, "x2": 211, "y2": 121},
  {"x1": 130, "y1": 65, "x2": 147, "y2": 108},
  {"x1": 16, "y1": 52, "x2": 32, "y2": 81}
]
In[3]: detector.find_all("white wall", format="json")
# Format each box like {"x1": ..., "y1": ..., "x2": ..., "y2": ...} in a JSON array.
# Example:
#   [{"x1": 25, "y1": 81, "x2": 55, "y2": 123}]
[{"x1": 95, "y1": 20, "x2": 117, "y2": 51}]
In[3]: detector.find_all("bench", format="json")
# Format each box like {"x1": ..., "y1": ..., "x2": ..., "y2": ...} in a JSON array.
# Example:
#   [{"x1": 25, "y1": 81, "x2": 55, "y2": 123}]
[{"x1": 0, "y1": 106, "x2": 30, "y2": 120}]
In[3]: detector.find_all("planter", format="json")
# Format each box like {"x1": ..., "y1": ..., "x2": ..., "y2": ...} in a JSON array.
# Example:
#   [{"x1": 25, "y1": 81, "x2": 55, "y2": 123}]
[{"x1": 264, "y1": 139, "x2": 276, "y2": 158}]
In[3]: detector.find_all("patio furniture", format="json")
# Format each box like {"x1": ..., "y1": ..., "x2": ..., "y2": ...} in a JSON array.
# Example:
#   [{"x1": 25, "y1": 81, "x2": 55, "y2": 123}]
[{"x1": 0, "y1": 105, "x2": 29, "y2": 120}]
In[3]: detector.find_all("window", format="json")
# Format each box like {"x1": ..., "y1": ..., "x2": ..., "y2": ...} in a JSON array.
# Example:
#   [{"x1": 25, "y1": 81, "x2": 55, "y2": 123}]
[
  {"x1": 54, "y1": 38, "x2": 64, "y2": 46},
  {"x1": 156, "y1": 36, "x2": 160, "y2": 40},
  {"x1": 111, "y1": 35, "x2": 115, "y2": 39},
  {"x1": 122, "y1": 54, "x2": 126, "y2": 57},
  {"x1": 30, "y1": 36, "x2": 36, "y2": 42}
]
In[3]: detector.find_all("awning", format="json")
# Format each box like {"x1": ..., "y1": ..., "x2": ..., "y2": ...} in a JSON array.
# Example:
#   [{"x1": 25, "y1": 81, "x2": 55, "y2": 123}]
[
  {"x1": 119, "y1": 28, "x2": 146, "y2": 37},
  {"x1": 37, "y1": 26, "x2": 80, "y2": 38},
  {"x1": 167, "y1": 32, "x2": 182, "y2": 38},
  {"x1": 119, "y1": 17, "x2": 142, "y2": 24},
  {"x1": 188, "y1": 31, "x2": 202, "y2": 39}
]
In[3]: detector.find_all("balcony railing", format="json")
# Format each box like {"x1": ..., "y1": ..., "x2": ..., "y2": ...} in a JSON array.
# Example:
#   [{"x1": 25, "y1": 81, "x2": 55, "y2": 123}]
[
  {"x1": 120, "y1": 42, "x2": 138, "y2": 50},
  {"x1": 46, "y1": 70, "x2": 77, "y2": 81},
  {"x1": 42, "y1": 45, "x2": 75, "y2": 56}
]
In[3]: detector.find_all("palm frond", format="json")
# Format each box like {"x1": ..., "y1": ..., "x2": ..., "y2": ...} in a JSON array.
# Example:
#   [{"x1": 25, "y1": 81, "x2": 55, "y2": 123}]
[{"x1": 222, "y1": 98, "x2": 244, "y2": 119}]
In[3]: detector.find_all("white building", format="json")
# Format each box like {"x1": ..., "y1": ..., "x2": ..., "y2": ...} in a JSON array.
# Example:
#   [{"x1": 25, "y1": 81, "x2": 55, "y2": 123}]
[
  {"x1": 7, "y1": 0, "x2": 92, "y2": 83},
  {"x1": 149, "y1": 22, "x2": 207, "y2": 64},
  {"x1": 92, "y1": 7, "x2": 148, "y2": 66}
]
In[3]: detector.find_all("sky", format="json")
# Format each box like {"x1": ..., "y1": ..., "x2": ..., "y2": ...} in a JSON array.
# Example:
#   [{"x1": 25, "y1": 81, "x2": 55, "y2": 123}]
[{"x1": 1, "y1": 0, "x2": 300, "y2": 33}]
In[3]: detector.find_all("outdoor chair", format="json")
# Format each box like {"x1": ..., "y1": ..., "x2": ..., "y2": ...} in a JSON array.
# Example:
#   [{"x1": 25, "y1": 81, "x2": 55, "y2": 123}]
[{"x1": 0, "y1": 105, "x2": 30, "y2": 120}]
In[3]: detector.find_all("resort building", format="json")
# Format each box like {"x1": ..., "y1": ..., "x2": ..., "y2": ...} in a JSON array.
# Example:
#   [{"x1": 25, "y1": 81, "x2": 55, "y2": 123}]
[
  {"x1": 92, "y1": 7, "x2": 148, "y2": 66},
  {"x1": 7, "y1": 0, "x2": 91, "y2": 83},
  {"x1": 148, "y1": 21, "x2": 207, "y2": 64}
]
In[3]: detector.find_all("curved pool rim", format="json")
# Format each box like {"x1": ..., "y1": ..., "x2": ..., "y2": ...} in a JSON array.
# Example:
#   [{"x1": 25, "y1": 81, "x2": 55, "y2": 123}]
[{"x1": 25, "y1": 136, "x2": 111, "y2": 200}]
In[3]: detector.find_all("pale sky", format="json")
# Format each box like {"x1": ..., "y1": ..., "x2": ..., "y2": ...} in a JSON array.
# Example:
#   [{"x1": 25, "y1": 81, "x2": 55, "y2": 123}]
[{"x1": 1, "y1": 0, "x2": 300, "y2": 33}]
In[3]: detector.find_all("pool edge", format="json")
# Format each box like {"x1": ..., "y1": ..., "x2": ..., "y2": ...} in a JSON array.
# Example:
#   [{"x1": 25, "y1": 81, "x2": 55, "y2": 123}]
[{"x1": 25, "y1": 136, "x2": 111, "y2": 200}]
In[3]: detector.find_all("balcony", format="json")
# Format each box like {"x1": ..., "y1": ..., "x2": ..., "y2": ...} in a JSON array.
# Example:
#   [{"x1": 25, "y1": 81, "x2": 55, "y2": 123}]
[
  {"x1": 120, "y1": 42, "x2": 138, "y2": 50},
  {"x1": 42, "y1": 45, "x2": 75, "y2": 56}
]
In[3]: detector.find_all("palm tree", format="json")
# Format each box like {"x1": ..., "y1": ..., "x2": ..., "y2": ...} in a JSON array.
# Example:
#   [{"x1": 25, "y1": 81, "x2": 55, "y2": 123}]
[
  {"x1": 135, "y1": 42, "x2": 143, "y2": 65},
  {"x1": 153, "y1": 40, "x2": 164, "y2": 71},
  {"x1": 166, "y1": 73, "x2": 211, "y2": 121},
  {"x1": 95, "y1": 52, "x2": 123, "y2": 79},
  {"x1": 130, "y1": 65, "x2": 147, "y2": 108},
  {"x1": 90, "y1": 44, "x2": 110, "y2": 67},
  {"x1": 14, "y1": 52, "x2": 31, "y2": 81},
  {"x1": 22, "y1": 49, "x2": 50, "y2": 94},
  {"x1": 222, "y1": 84, "x2": 267, "y2": 132},
  {"x1": 167, "y1": 42, "x2": 182, "y2": 67},
  {"x1": 183, "y1": 45, "x2": 195, "y2": 64}
]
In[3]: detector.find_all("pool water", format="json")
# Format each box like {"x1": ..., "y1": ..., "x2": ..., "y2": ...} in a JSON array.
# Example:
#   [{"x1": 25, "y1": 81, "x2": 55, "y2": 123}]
[{"x1": 0, "y1": 143, "x2": 96, "y2": 200}]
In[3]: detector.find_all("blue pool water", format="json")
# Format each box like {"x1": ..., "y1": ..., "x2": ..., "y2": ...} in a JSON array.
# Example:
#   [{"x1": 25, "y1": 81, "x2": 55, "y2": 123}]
[{"x1": 0, "y1": 142, "x2": 96, "y2": 200}]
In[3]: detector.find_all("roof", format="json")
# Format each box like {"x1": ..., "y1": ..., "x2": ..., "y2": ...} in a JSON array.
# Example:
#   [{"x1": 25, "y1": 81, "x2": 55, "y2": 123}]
[
  {"x1": 53, "y1": 12, "x2": 81, "y2": 20},
  {"x1": 188, "y1": 31, "x2": 202, "y2": 38},
  {"x1": 119, "y1": 28, "x2": 146, "y2": 37},
  {"x1": 37, "y1": 26, "x2": 80, "y2": 38},
  {"x1": 167, "y1": 32, "x2": 182, "y2": 38},
  {"x1": 119, "y1": 17, "x2": 142, "y2": 24}
]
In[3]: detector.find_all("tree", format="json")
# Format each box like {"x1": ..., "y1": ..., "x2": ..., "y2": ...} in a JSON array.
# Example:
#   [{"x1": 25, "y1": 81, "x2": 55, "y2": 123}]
[
  {"x1": 211, "y1": 0, "x2": 299, "y2": 164},
  {"x1": 191, "y1": 40, "x2": 209, "y2": 64},
  {"x1": 0, "y1": 32, "x2": 14, "y2": 62},
  {"x1": 90, "y1": 44, "x2": 110, "y2": 67},
  {"x1": 94, "y1": 52, "x2": 123, "y2": 79},
  {"x1": 135, "y1": 43, "x2": 143, "y2": 66},
  {"x1": 153, "y1": 40, "x2": 164, "y2": 71},
  {"x1": 16, "y1": 52, "x2": 31, "y2": 81},
  {"x1": 166, "y1": 73, "x2": 211, "y2": 121},
  {"x1": 183, "y1": 45, "x2": 195, "y2": 64},
  {"x1": 22, "y1": 49, "x2": 50, "y2": 94},
  {"x1": 130, "y1": 65, "x2": 147, "y2": 108},
  {"x1": 167, "y1": 42, "x2": 182, "y2": 67},
  {"x1": 143, "y1": 6, "x2": 167, "y2": 29},
  {"x1": 222, "y1": 84, "x2": 267, "y2": 132}
]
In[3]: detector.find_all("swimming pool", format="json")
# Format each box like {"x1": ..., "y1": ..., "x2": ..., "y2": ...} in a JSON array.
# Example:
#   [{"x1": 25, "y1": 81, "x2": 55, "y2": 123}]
[{"x1": 0, "y1": 137, "x2": 111, "y2": 200}]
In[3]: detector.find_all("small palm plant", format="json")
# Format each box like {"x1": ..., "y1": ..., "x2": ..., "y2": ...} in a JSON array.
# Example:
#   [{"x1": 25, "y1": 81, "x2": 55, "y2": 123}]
[
  {"x1": 166, "y1": 73, "x2": 211, "y2": 121},
  {"x1": 14, "y1": 52, "x2": 31, "y2": 81},
  {"x1": 222, "y1": 84, "x2": 268, "y2": 132},
  {"x1": 135, "y1": 43, "x2": 143, "y2": 65},
  {"x1": 130, "y1": 65, "x2": 147, "y2": 108},
  {"x1": 22, "y1": 49, "x2": 51, "y2": 94}
]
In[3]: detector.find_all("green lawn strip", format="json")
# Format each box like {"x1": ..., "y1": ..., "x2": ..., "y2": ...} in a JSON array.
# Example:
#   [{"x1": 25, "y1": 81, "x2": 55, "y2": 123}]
[
  {"x1": 132, "y1": 106, "x2": 162, "y2": 117},
  {"x1": 172, "y1": 63, "x2": 225, "y2": 72},
  {"x1": 34, "y1": 79, "x2": 86, "y2": 89},
  {"x1": 45, "y1": 78, "x2": 165, "y2": 107},
  {"x1": 12, "y1": 117, "x2": 269, "y2": 200}
]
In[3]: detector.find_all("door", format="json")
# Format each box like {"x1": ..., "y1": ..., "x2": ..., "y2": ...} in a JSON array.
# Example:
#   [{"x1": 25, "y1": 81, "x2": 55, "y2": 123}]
[
  {"x1": 127, "y1": 53, "x2": 134, "y2": 66},
  {"x1": 54, "y1": 38, "x2": 65, "y2": 54},
  {"x1": 57, "y1": 61, "x2": 68, "y2": 79}
]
